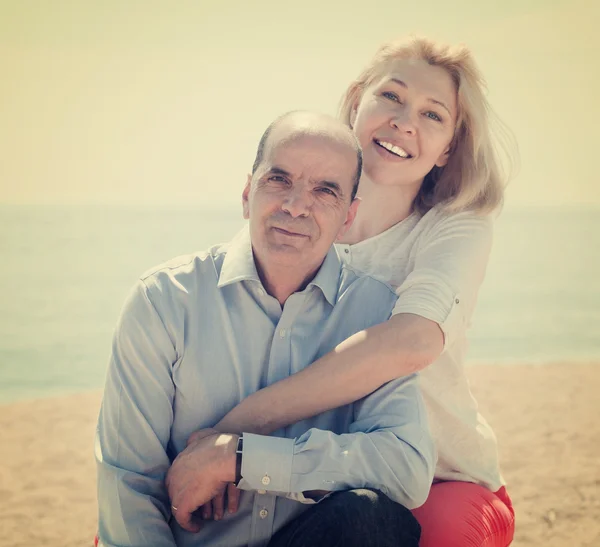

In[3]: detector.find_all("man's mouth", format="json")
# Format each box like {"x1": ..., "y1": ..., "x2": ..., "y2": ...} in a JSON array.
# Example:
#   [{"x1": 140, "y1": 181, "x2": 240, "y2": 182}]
[
  {"x1": 374, "y1": 139, "x2": 413, "y2": 159},
  {"x1": 272, "y1": 227, "x2": 309, "y2": 238}
]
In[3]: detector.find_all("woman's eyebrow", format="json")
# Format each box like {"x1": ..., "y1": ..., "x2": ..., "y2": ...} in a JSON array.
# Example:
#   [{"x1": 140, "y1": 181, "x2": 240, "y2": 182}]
[
  {"x1": 427, "y1": 97, "x2": 452, "y2": 117},
  {"x1": 389, "y1": 78, "x2": 452, "y2": 117}
]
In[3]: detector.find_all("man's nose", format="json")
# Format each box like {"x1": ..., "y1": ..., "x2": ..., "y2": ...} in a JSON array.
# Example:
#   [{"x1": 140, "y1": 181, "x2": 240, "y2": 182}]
[{"x1": 281, "y1": 187, "x2": 311, "y2": 218}]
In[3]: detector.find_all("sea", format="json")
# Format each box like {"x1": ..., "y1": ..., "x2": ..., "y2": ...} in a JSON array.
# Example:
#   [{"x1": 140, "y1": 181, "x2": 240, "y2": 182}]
[{"x1": 1, "y1": 204, "x2": 599, "y2": 403}]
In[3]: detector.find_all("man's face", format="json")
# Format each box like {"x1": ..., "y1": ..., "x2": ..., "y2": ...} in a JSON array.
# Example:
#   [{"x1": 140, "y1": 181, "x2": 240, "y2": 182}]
[{"x1": 243, "y1": 130, "x2": 359, "y2": 276}]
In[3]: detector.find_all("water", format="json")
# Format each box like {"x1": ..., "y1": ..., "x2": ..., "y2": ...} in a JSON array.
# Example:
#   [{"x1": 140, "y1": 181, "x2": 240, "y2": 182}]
[{"x1": 1, "y1": 204, "x2": 599, "y2": 403}]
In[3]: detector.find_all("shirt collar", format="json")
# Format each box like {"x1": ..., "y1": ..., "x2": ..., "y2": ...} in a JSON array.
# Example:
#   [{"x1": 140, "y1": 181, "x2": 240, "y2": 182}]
[
  {"x1": 218, "y1": 224, "x2": 342, "y2": 306},
  {"x1": 304, "y1": 246, "x2": 341, "y2": 306},
  {"x1": 217, "y1": 226, "x2": 261, "y2": 288}
]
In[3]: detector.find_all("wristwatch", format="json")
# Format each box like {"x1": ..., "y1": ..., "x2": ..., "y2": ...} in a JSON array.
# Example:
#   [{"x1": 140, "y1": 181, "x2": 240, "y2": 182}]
[{"x1": 235, "y1": 435, "x2": 243, "y2": 485}]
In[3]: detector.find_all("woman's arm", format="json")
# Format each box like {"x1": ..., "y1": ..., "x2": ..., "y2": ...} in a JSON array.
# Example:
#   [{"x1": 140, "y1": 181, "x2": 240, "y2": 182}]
[
  {"x1": 215, "y1": 212, "x2": 494, "y2": 436},
  {"x1": 215, "y1": 312, "x2": 443, "y2": 435}
]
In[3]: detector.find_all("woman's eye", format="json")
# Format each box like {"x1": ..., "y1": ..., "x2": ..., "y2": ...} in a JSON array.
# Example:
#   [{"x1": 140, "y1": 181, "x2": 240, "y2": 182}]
[
  {"x1": 425, "y1": 111, "x2": 442, "y2": 122},
  {"x1": 382, "y1": 91, "x2": 400, "y2": 102}
]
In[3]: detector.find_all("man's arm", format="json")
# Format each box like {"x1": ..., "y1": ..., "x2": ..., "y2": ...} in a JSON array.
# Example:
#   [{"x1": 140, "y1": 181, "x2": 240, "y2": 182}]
[
  {"x1": 96, "y1": 280, "x2": 178, "y2": 547},
  {"x1": 236, "y1": 372, "x2": 435, "y2": 509},
  {"x1": 168, "y1": 371, "x2": 436, "y2": 528}
]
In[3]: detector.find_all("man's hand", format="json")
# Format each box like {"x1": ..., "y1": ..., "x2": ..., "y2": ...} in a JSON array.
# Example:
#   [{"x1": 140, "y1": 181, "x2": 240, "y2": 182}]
[
  {"x1": 186, "y1": 430, "x2": 241, "y2": 521},
  {"x1": 166, "y1": 429, "x2": 238, "y2": 532},
  {"x1": 199, "y1": 483, "x2": 242, "y2": 521}
]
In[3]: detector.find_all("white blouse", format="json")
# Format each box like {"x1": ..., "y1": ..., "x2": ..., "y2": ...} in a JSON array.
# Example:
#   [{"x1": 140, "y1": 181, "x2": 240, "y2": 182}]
[{"x1": 336, "y1": 205, "x2": 504, "y2": 491}]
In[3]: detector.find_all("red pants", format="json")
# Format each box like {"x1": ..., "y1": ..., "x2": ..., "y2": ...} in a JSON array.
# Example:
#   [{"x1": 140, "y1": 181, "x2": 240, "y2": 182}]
[{"x1": 411, "y1": 482, "x2": 515, "y2": 547}]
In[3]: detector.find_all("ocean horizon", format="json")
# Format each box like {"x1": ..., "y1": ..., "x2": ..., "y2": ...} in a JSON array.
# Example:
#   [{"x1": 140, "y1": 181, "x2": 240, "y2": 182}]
[{"x1": 1, "y1": 203, "x2": 599, "y2": 404}]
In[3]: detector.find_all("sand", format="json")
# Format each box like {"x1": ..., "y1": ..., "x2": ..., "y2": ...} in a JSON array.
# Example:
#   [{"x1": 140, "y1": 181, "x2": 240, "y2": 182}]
[{"x1": 0, "y1": 363, "x2": 598, "y2": 547}]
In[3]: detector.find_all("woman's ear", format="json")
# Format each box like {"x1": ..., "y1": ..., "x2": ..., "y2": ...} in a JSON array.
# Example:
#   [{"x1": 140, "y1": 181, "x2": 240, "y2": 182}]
[
  {"x1": 435, "y1": 148, "x2": 451, "y2": 168},
  {"x1": 348, "y1": 86, "x2": 362, "y2": 129},
  {"x1": 349, "y1": 104, "x2": 357, "y2": 128}
]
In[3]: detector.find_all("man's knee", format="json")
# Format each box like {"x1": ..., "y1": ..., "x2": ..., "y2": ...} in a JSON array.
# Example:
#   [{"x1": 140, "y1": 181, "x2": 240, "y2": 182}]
[
  {"x1": 269, "y1": 489, "x2": 420, "y2": 547},
  {"x1": 323, "y1": 488, "x2": 407, "y2": 520},
  {"x1": 332, "y1": 489, "x2": 420, "y2": 542}
]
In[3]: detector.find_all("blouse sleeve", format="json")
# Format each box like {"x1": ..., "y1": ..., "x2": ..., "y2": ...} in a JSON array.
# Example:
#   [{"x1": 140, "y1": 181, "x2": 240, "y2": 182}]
[{"x1": 391, "y1": 211, "x2": 494, "y2": 348}]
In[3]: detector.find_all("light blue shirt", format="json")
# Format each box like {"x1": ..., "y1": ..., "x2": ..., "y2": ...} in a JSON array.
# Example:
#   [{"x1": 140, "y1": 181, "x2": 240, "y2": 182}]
[{"x1": 96, "y1": 227, "x2": 435, "y2": 547}]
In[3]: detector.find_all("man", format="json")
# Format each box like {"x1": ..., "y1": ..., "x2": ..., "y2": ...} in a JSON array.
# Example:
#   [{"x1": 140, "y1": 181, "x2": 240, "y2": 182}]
[{"x1": 96, "y1": 111, "x2": 434, "y2": 547}]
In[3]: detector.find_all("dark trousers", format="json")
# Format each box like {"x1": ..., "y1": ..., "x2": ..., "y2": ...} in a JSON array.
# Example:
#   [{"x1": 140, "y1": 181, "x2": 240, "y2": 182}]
[{"x1": 267, "y1": 489, "x2": 421, "y2": 547}]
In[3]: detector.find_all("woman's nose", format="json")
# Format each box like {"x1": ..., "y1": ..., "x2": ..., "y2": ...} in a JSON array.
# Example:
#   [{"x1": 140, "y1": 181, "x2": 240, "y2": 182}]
[{"x1": 390, "y1": 109, "x2": 416, "y2": 135}]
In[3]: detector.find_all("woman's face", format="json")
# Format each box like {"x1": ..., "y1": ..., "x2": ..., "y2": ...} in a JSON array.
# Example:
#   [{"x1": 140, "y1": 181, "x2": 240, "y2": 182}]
[{"x1": 351, "y1": 59, "x2": 458, "y2": 191}]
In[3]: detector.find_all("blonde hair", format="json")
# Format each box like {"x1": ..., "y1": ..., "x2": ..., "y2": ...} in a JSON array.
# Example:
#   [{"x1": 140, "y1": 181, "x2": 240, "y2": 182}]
[{"x1": 339, "y1": 36, "x2": 516, "y2": 215}]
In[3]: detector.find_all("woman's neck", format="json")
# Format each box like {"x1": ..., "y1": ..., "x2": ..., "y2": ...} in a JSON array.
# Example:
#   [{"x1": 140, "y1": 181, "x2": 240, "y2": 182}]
[{"x1": 341, "y1": 176, "x2": 420, "y2": 244}]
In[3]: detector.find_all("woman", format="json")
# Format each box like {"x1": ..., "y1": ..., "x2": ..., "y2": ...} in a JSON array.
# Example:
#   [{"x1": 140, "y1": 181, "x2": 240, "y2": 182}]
[{"x1": 208, "y1": 36, "x2": 516, "y2": 547}]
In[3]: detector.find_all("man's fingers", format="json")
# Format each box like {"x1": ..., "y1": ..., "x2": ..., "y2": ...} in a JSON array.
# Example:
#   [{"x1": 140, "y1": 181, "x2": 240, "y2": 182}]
[
  {"x1": 227, "y1": 483, "x2": 241, "y2": 514},
  {"x1": 202, "y1": 502, "x2": 212, "y2": 521},
  {"x1": 173, "y1": 492, "x2": 204, "y2": 533},
  {"x1": 211, "y1": 489, "x2": 226, "y2": 521}
]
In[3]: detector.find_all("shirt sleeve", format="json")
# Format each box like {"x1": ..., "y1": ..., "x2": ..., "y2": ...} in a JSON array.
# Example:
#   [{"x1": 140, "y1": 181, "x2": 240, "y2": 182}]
[
  {"x1": 95, "y1": 280, "x2": 178, "y2": 547},
  {"x1": 237, "y1": 373, "x2": 435, "y2": 510},
  {"x1": 392, "y1": 211, "x2": 494, "y2": 348}
]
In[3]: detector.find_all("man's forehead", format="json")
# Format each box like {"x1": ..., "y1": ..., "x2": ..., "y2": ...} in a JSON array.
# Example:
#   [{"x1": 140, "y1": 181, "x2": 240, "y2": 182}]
[{"x1": 263, "y1": 135, "x2": 354, "y2": 178}]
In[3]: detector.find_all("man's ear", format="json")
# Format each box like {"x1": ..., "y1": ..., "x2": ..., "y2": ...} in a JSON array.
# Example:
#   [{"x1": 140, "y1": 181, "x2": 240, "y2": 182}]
[
  {"x1": 242, "y1": 174, "x2": 252, "y2": 220},
  {"x1": 336, "y1": 197, "x2": 361, "y2": 240}
]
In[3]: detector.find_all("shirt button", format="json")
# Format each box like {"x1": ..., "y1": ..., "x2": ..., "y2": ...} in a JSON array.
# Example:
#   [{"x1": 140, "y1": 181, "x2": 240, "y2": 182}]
[
  {"x1": 279, "y1": 328, "x2": 286, "y2": 338},
  {"x1": 261, "y1": 474, "x2": 271, "y2": 486},
  {"x1": 257, "y1": 489, "x2": 266, "y2": 495},
  {"x1": 344, "y1": 248, "x2": 350, "y2": 254},
  {"x1": 455, "y1": 298, "x2": 460, "y2": 304},
  {"x1": 258, "y1": 288, "x2": 265, "y2": 296},
  {"x1": 259, "y1": 508, "x2": 269, "y2": 519}
]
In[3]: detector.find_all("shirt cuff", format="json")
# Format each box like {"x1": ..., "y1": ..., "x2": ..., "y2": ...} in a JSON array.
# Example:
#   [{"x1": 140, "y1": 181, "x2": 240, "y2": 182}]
[
  {"x1": 392, "y1": 290, "x2": 462, "y2": 349},
  {"x1": 236, "y1": 433, "x2": 295, "y2": 493},
  {"x1": 285, "y1": 491, "x2": 332, "y2": 504}
]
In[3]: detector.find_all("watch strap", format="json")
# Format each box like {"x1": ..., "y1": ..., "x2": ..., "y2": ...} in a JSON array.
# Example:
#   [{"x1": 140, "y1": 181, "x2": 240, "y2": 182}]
[{"x1": 235, "y1": 435, "x2": 243, "y2": 485}]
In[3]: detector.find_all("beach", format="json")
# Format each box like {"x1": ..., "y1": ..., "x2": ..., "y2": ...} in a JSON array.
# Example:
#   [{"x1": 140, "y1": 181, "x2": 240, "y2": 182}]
[{"x1": 0, "y1": 363, "x2": 598, "y2": 547}]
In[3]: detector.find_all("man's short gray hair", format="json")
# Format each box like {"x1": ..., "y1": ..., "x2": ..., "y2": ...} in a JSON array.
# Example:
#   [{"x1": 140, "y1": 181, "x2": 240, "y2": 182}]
[{"x1": 251, "y1": 111, "x2": 362, "y2": 200}]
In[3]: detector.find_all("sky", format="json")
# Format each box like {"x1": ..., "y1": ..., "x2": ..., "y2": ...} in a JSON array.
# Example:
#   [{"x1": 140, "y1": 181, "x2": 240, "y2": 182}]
[{"x1": 0, "y1": 0, "x2": 598, "y2": 209}]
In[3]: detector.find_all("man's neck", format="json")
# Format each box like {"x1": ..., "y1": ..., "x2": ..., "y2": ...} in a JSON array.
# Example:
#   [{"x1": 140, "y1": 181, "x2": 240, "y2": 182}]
[
  {"x1": 254, "y1": 257, "x2": 321, "y2": 306},
  {"x1": 340, "y1": 176, "x2": 420, "y2": 244}
]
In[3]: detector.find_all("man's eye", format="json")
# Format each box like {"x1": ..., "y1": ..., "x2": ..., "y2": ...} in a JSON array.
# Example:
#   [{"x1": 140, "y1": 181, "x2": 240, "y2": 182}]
[
  {"x1": 424, "y1": 111, "x2": 442, "y2": 122},
  {"x1": 268, "y1": 176, "x2": 287, "y2": 183},
  {"x1": 317, "y1": 187, "x2": 336, "y2": 197}
]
